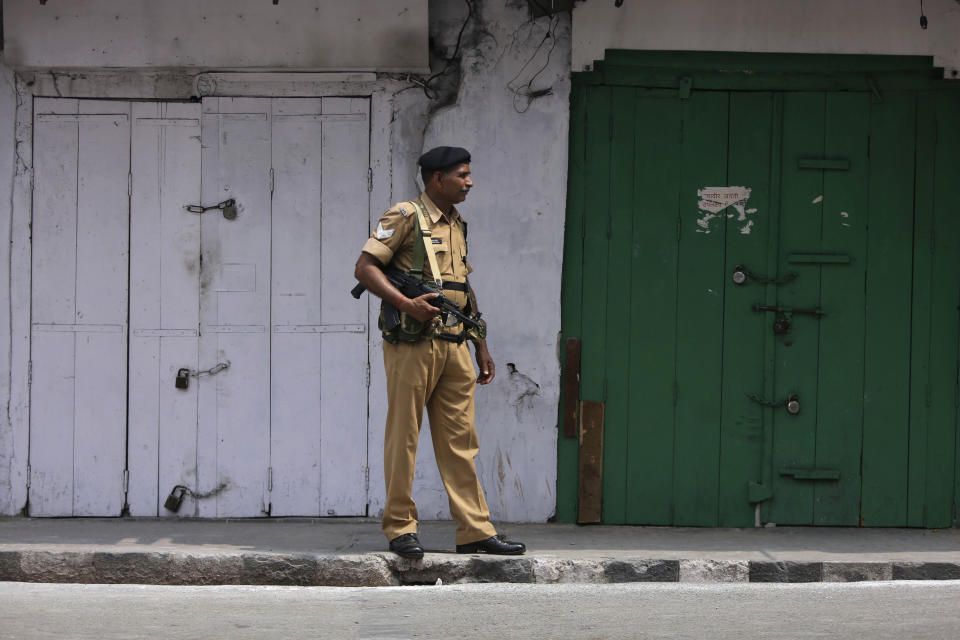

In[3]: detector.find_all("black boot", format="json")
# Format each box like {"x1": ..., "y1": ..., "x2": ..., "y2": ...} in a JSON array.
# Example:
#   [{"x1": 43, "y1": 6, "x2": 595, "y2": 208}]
[
  {"x1": 389, "y1": 533, "x2": 424, "y2": 559},
  {"x1": 456, "y1": 535, "x2": 526, "y2": 555}
]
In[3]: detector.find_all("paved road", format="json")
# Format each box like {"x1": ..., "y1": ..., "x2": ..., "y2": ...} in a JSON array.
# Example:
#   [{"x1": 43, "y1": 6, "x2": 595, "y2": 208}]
[{"x1": 2, "y1": 580, "x2": 959, "y2": 639}]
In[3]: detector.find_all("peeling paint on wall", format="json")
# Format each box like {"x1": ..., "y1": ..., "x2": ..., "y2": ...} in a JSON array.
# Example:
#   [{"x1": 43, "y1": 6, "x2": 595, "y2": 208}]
[{"x1": 696, "y1": 186, "x2": 755, "y2": 234}]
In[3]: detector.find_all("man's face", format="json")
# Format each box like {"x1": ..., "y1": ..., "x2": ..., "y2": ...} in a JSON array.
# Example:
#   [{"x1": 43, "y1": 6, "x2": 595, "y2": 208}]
[{"x1": 436, "y1": 163, "x2": 473, "y2": 204}]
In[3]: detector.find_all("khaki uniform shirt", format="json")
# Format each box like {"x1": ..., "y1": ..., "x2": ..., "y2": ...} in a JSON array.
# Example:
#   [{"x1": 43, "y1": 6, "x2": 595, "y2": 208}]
[{"x1": 361, "y1": 193, "x2": 472, "y2": 312}]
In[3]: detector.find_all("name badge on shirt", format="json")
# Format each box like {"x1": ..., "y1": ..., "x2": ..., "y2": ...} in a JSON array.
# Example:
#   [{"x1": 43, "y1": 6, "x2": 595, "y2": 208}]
[{"x1": 431, "y1": 238, "x2": 442, "y2": 244}]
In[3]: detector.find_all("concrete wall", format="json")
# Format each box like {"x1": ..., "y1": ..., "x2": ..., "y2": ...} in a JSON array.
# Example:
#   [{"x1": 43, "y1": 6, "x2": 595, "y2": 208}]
[
  {"x1": 0, "y1": 1, "x2": 571, "y2": 522},
  {"x1": 0, "y1": 58, "x2": 17, "y2": 515},
  {"x1": 370, "y1": 0, "x2": 571, "y2": 523},
  {"x1": 3, "y1": 0, "x2": 428, "y2": 72},
  {"x1": 573, "y1": 0, "x2": 960, "y2": 75}
]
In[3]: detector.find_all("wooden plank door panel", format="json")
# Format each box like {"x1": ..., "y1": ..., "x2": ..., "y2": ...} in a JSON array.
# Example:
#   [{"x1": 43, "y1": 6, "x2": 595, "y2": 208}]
[
  {"x1": 198, "y1": 99, "x2": 272, "y2": 517},
  {"x1": 859, "y1": 92, "x2": 916, "y2": 526},
  {"x1": 29, "y1": 98, "x2": 80, "y2": 517},
  {"x1": 601, "y1": 86, "x2": 637, "y2": 524},
  {"x1": 315, "y1": 97, "x2": 370, "y2": 516},
  {"x1": 672, "y1": 91, "x2": 729, "y2": 526},
  {"x1": 624, "y1": 91, "x2": 683, "y2": 525},
  {"x1": 269, "y1": 97, "x2": 370, "y2": 516},
  {"x1": 813, "y1": 93, "x2": 870, "y2": 525},
  {"x1": 768, "y1": 92, "x2": 826, "y2": 525},
  {"x1": 30, "y1": 99, "x2": 130, "y2": 516},
  {"x1": 269, "y1": 98, "x2": 326, "y2": 516},
  {"x1": 920, "y1": 91, "x2": 960, "y2": 527},
  {"x1": 718, "y1": 92, "x2": 775, "y2": 527},
  {"x1": 128, "y1": 102, "x2": 202, "y2": 516}
]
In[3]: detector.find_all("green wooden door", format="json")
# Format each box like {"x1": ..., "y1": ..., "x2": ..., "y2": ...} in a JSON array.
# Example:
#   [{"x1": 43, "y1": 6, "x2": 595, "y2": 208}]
[{"x1": 558, "y1": 54, "x2": 960, "y2": 527}]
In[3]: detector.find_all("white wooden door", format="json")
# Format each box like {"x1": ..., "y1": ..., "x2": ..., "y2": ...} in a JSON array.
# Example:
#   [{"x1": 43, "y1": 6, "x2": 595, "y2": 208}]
[
  {"x1": 29, "y1": 99, "x2": 131, "y2": 516},
  {"x1": 127, "y1": 103, "x2": 202, "y2": 516},
  {"x1": 29, "y1": 97, "x2": 370, "y2": 518},
  {"x1": 198, "y1": 97, "x2": 370, "y2": 517},
  {"x1": 269, "y1": 98, "x2": 370, "y2": 516},
  {"x1": 198, "y1": 99, "x2": 273, "y2": 517}
]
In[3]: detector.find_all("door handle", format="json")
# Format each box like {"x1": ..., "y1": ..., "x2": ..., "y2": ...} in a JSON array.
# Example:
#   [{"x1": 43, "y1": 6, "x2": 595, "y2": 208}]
[
  {"x1": 731, "y1": 265, "x2": 797, "y2": 286},
  {"x1": 752, "y1": 304, "x2": 824, "y2": 317}
]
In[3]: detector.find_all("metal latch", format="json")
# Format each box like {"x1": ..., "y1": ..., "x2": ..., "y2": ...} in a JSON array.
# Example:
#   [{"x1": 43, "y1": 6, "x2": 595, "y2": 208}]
[
  {"x1": 185, "y1": 198, "x2": 237, "y2": 220},
  {"x1": 731, "y1": 265, "x2": 798, "y2": 286},
  {"x1": 779, "y1": 468, "x2": 841, "y2": 480},
  {"x1": 747, "y1": 393, "x2": 801, "y2": 415},
  {"x1": 752, "y1": 304, "x2": 824, "y2": 335},
  {"x1": 173, "y1": 360, "x2": 230, "y2": 390}
]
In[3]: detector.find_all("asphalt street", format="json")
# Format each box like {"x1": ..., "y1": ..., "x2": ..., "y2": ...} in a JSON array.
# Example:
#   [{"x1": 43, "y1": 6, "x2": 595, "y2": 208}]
[{"x1": 2, "y1": 580, "x2": 960, "y2": 639}]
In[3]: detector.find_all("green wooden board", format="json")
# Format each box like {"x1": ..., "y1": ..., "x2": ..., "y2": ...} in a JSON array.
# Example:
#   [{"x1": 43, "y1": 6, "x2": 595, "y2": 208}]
[
  {"x1": 672, "y1": 91, "x2": 729, "y2": 526},
  {"x1": 600, "y1": 86, "x2": 638, "y2": 524},
  {"x1": 718, "y1": 92, "x2": 775, "y2": 527},
  {"x1": 625, "y1": 93, "x2": 683, "y2": 525},
  {"x1": 813, "y1": 92, "x2": 869, "y2": 526},
  {"x1": 860, "y1": 92, "x2": 916, "y2": 526},
  {"x1": 769, "y1": 92, "x2": 825, "y2": 525},
  {"x1": 907, "y1": 93, "x2": 936, "y2": 527},
  {"x1": 579, "y1": 87, "x2": 612, "y2": 401},
  {"x1": 924, "y1": 92, "x2": 960, "y2": 527}
]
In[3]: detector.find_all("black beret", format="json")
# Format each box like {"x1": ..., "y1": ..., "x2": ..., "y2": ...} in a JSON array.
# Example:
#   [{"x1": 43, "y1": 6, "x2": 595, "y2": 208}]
[{"x1": 418, "y1": 146, "x2": 471, "y2": 171}]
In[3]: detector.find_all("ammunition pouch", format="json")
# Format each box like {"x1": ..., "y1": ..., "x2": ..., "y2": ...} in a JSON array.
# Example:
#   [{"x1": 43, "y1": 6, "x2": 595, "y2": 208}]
[{"x1": 379, "y1": 301, "x2": 443, "y2": 343}]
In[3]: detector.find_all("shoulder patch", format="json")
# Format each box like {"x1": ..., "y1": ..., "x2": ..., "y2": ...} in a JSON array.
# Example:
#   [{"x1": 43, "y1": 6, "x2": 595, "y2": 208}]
[{"x1": 396, "y1": 203, "x2": 412, "y2": 217}]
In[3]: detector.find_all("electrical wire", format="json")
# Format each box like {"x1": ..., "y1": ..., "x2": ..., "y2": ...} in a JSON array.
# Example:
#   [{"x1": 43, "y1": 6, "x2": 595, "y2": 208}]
[
  {"x1": 506, "y1": 12, "x2": 560, "y2": 114},
  {"x1": 416, "y1": 0, "x2": 475, "y2": 100}
]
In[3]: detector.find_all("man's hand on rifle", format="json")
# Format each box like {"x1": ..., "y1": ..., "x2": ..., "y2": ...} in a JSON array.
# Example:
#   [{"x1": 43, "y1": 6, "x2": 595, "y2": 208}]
[{"x1": 399, "y1": 293, "x2": 441, "y2": 323}]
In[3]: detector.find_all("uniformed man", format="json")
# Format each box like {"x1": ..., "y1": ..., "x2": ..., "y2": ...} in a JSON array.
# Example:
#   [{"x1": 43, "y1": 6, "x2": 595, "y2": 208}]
[{"x1": 354, "y1": 146, "x2": 526, "y2": 558}]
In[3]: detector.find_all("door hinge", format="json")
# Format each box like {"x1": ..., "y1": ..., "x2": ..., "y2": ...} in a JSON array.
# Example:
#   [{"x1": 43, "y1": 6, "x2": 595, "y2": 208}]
[
  {"x1": 267, "y1": 467, "x2": 273, "y2": 492},
  {"x1": 25, "y1": 465, "x2": 31, "y2": 489},
  {"x1": 269, "y1": 168, "x2": 275, "y2": 194},
  {"x1": 128, "y1": 172, "x2": 132, "y2": 197},
  {"x1": 367, "y1": 168, "x2": 373, "y2": 192},
  {"x1": 27, "y1": 360, "x2": 32, "y2": 389},
  {"x1": 364, "y1": 361, "x2": 371, "y2": 388},
  {"x1": 364, "y1": 465, "x2": 370, "y2": 491},
  {"x1": 122, "y1": 469, "x2": 129, "y2": 492},
  {"x1": 30, "y1": 167, "x2": 35, "y2": 192}
]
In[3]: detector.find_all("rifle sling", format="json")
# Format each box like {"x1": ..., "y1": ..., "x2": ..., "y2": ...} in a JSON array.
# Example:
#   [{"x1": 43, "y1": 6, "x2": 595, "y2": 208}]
[{"x1": 410, "y1": 201, "x2": 443, "y2": 288}]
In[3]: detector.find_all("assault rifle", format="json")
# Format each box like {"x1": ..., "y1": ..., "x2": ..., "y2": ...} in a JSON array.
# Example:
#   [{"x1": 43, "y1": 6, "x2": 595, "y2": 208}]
[{"x1": 351, "y1": 267, "x2": 482, "y2": 331}]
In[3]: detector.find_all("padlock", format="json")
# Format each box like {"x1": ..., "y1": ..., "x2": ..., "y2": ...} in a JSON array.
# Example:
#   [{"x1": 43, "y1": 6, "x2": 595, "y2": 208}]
[
  {"x1": 164, "y1": 485, "x2": 188, "y2": 512},
  {"x1": 773, "y1": 315, "x2": 791, "y2": 334},
  {"x1": 221, "y1": 199, "x2": 238, "y2": 221},
  {"x1": 732, "y1": 266, "x2": 747, "y2": 285},
  {"x1": 175, "y1": 368, "x2": 191, "y2": 390},
  {"x1": 787, "y1": 395, "x2": 801, "y2": 415}
]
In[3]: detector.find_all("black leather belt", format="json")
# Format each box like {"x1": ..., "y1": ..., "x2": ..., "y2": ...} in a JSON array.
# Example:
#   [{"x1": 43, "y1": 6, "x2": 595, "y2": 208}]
[
  {"x1": 435, "y1": 332, "x2": 467, "y2": 344},
  {"x1": 441, "y1": 281, "x2": 468, "y2": 292}
]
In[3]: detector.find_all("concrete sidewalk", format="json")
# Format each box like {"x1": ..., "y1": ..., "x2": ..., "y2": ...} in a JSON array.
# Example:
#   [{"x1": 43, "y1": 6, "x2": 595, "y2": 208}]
[{"x1": 1, "y1": 518, "x2": 959, "y2": 586}]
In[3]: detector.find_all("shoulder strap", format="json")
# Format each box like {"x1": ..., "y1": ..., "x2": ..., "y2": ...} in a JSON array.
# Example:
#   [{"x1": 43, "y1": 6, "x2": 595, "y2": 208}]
[
  {"x1": 409, "y1": 201, "x2": 443, "y2": 287},
  {"x1": 456, "y1": 218, "x2": 467, "y2": 255}
]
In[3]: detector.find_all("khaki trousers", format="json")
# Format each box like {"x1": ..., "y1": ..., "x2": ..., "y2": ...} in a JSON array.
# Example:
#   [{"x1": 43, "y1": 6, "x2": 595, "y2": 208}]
[{"x1": 382, "y1": 338, "x2": 497, "y2": 545}]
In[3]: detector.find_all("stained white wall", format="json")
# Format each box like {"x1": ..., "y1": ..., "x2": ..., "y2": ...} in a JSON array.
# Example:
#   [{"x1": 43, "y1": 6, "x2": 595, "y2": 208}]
[
  {"x1": 573, "y1": 0, "x2": 960, "y2": 75},
  {"x1": 3, "y1": 0, "x2": 428, "y2": 72},
  {"x1": 369, "y1": 0, "x2": 571, "y2": 524}
]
